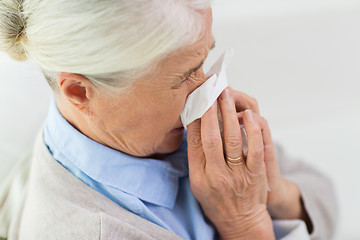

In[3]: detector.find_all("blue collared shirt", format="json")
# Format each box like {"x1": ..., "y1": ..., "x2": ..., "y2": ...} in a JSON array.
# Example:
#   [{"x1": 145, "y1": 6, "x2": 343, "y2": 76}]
[{"x1": 43, "y1": 99, "x2": 216, "y2": 240}]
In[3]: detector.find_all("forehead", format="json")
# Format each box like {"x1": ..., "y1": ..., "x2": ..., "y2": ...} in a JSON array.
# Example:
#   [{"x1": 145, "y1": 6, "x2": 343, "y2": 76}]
[
  {"x1": 159, "y1": 12, "x2": 214, "y2": 74},
  {"x1": 173, "y1": 9, "x2": 214, "y2": 61},
  {"x1": 137, "y1": 8, "x2": 213, "y2": 88}
]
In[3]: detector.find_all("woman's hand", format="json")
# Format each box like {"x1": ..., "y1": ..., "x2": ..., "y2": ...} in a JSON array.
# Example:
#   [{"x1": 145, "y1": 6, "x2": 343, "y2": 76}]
[
  {"x1": 231, "y1": 89, "x2": 313, "y2": 231},
  {"x1": 229, "y1": 87, "x2": 260, "y2": 114},
  {"x1": 236, "y1": 111, "x2": 303, "y2": 217},
  {"x1": 187, "y1": 88, "x2": 275, "y2": 240}
]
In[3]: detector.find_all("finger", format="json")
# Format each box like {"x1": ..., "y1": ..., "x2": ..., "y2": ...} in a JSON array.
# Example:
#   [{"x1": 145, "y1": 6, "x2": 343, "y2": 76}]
[
  {"x1": 230, "y1": 88, "x2": 260, "y2": 114},
  {"x1": 255, "y1": 115, "x2": 280, "y2": 180},
  {"x1": 237, "y1": 111, "x2": 244, "y2": 122},
  {"x1": 242, "y1": 109, "x2": 264, "y2": 173},
  {"x1": 218, "y1": 88, "x2": 243, "y2": 169},
  {"x1": 257, "y1": 117, "x2": 276, "y2": 161},
  {"x1": 238, "y1": 112, "x2": 280, "y2": 179},
  {"x1": 237, "y1": 112, "x2": 274, "y2": 156},
  {"x1": 201, "y1": 102, "x2": 225, "y2": 169},
  {"x1": 187, "y1": 119, "x2": 206, "y2": 176}
]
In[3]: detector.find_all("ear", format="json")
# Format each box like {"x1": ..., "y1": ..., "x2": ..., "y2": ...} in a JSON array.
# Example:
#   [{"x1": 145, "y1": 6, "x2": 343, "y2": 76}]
[{"x1": 57, "y1": 72, "x2": 94, "y2": 111}]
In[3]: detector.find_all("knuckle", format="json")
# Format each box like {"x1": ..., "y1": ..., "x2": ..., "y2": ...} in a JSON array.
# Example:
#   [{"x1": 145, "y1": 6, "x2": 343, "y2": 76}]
[
  {"x1": 188, "y1": 133, "x2": 202, "y2": 148},
  {"x1": 225, "y1": 135, "x2": 242, "y2": 149},
  {"x1": 249, "y1": 148, "x2": 264, "y2": 160},
  {"x1": 203, "y1": 135, "x2": 222, "y2": 149},
  {"x1": 222, "y1": 97, "x2": 233, "y2": 106},
  {"x1": 264, "y1": 143, "x2": 274, "y2": 153},
  {"x1": 248, "y1": 125, "x2": 262, "y2": 135}
]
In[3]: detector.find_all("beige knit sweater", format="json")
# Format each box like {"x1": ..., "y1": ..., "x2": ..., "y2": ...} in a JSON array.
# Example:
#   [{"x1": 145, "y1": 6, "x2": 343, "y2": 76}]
[{"x1": 4, "y1": 132, "x2": 338, "y2": 239}]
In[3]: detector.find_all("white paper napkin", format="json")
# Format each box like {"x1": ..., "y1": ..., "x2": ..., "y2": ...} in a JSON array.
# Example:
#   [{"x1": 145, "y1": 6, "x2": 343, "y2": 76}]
[
  {"x1": 180, "y1": 48, "x2": 234, "y2": 128},
  {"x1": 180, "y1": 48, "x2": 249, "y2": 157}
]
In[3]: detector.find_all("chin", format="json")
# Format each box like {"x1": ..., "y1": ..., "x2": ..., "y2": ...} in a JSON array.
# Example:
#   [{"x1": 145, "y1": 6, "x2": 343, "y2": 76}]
[{"x1": 156, "y1": 131, "x2": 185, "y2": 154}]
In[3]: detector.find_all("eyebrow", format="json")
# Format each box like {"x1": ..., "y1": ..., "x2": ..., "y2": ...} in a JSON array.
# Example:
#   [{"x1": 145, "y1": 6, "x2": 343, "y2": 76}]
[{"x1": 179, "y1": 40, "x2": 216, "y2": 80}]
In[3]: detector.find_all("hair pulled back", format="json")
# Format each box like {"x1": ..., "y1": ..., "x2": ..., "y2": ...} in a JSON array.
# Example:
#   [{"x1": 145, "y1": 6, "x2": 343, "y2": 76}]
[
  {"x1": 0, "y1": 0, "x2": 27, "y2": 61},
  {"x1": 0, "y1": 0, "x2": 211, "y2": 91}
]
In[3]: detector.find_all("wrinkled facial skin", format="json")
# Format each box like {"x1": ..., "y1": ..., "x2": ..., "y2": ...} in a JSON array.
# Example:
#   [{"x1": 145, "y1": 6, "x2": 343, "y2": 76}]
[{"x1": 61, "y1": 8, "x2": 215, "y2": 158}]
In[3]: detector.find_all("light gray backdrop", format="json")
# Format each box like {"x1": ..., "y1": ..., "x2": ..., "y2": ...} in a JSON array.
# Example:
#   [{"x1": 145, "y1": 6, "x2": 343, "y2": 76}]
[{"x1": 1, "y1": 0, "x2": 359, "y2": 239}]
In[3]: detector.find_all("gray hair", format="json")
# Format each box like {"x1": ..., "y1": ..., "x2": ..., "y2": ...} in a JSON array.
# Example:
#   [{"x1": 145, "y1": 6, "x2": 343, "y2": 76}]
[{"x1": 0, "y1": 0, "x2": 211, "y2": 91}]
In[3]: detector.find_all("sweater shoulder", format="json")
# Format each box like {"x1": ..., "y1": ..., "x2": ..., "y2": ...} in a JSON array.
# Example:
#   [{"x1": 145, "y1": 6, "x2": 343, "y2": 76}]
[{"x1": 11, "y1": 132, "x2": 182, "y2": 240}]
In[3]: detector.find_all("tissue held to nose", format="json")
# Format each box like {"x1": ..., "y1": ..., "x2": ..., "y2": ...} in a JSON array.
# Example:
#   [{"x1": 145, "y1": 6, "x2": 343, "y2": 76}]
[
  {"x1": 180, "y1": 48, "x2": 248, "y2": 156},
  {"x1": 180, "y1": 48, "x2": 232, "y2": 128}
]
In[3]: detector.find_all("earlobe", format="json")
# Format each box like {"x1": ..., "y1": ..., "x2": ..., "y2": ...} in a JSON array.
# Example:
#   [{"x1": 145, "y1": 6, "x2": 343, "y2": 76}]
[{"x1": 57, "y1": 73, "x2": 92, "y2": 109}]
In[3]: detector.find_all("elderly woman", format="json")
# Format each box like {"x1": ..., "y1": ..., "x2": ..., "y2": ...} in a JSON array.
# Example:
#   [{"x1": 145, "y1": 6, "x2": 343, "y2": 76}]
[{"x1": 0, "y1": 0, "x2": 337, "y2": 239}]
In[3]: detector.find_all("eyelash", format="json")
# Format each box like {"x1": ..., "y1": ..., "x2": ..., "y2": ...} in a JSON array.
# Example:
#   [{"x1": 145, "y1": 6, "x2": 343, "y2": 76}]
[
  {"x1": 174, "y1": 74, "x2": 191, "y2": 88},
  {"x1": 174, "y1": 63, "x2": 203, "y2": 89},
  {"x1": 181, "y1": 74, "x2": 191, "y2": 83}
]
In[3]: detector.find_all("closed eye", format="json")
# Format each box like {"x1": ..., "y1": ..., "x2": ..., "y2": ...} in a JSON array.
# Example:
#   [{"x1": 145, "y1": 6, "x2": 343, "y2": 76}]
[
  {"x1": 172, "y1": 74, "x2": 191, "y2": 89},
  {"x1": 175, "y1": 62, "x2": 204, "y2": 87},
  {"x1": 172, "y1": 40, "x2": 215, "y2": 89}
]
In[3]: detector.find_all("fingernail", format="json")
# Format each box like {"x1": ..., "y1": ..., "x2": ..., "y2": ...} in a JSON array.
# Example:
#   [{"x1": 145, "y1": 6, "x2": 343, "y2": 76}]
[
  {"x1": 220, "y1": 88, "x2": 230, "y2": 100},
  {"x1": 245, "y1": 109, "x2": 254, "y2": 121}
]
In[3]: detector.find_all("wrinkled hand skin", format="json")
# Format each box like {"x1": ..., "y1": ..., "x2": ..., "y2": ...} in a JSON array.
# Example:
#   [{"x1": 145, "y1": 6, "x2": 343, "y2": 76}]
[
  {"x1": 232, "y1": 89, "x2": 313, "y2": 233},
  {"x1": 187, "y1": 88, "x2": 312, "y2": 239},
  {"x1": 187, "y1": 88, "x2": 275, "y2": 240}
]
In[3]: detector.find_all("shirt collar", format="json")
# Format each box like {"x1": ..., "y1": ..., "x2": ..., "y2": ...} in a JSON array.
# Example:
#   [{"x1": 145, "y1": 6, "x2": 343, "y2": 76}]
[{"x1": 44, "y1": 98, "x2": 189, "y2": 209}]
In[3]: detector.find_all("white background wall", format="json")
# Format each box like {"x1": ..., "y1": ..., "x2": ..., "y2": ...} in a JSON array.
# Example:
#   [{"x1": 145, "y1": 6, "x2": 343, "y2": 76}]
[
  {"x1": 207, "y1": 0, "x2": 360, "y2": 239},
  {"x1": 0, "y1": 0, "x2": 359, "y2": 239}
]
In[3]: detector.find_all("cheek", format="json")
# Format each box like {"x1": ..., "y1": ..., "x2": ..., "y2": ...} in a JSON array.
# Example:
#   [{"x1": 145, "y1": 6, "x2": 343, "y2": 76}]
[
  {"x1": 97, "y1": 87, "x2": 188, "y2": 136},
  {"x1": 92, "y1": 94, "x2": 141, "y2": 132},
  {"x1": 161, "y1": 93, "x2": 187, "y2": 120},
  {"x1": 144, "y1": 91, "x2": 188, "y2": 132},
  {"x1": 134, "y1": 92, "x2": 186, "y2": 131}
]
